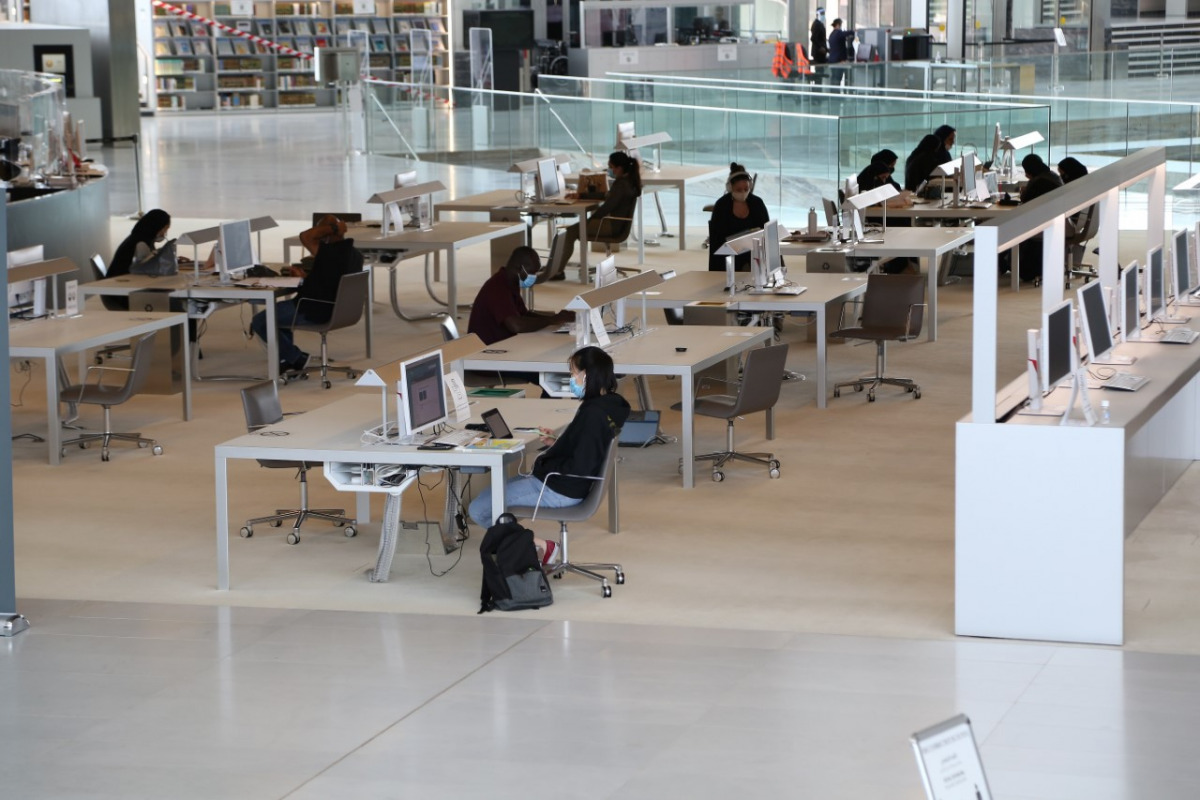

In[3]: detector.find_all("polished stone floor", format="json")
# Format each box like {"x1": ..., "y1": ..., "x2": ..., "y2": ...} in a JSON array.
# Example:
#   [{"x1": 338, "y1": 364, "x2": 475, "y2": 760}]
[{"x1": 7, "y1": 111, "x2": 1200, "y2": 799}]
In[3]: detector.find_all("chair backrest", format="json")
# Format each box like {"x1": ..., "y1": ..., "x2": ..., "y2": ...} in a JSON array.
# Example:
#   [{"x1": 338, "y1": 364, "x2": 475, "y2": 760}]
[
  {"x1": 861, "y1": 273, "x2": 925, "y2": 337},
  {"x1": 91, "y1": 254, "x2": 128, "y2": 312},
  {"x1": 116, "y1": 333, "x2": 159, "y2": 402},
  {"x1": 326, "y1": 270, "x2": 370, "y2": 332},
  {"x1": 539, "y1": 230, "x2": 570, "y2": 283},
  {"x1": 439, "y1": 315, "x2": 460, "y2": 342},
  {"x1": 726, "y1": 344, "x2": 790, "y2": 418},
  {"x1": 241, "y1": 380, "x2": 285, "y2": 431},
  {"x1": 1080, "y1": 203, "x2": 1100, "y2": 239},
  {"x1": 595, "y1": 215, "x2": 634, "y2": 244},
  {"x1": 565, "y1": 435, "x2": 618, "y2": 519},
  {"x1": 90, "y1": 254, "x2": 108, "y2": 279}
]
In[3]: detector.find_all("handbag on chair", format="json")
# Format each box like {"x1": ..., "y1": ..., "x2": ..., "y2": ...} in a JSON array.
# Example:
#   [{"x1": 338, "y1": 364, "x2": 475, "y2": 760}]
[{"x1": 130, "y1": 239, "x2": 179, "y2": 276}]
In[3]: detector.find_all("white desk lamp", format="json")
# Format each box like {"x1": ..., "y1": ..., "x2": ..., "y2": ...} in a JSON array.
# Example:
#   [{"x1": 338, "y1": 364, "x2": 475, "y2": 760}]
[
  {"x1": 617, "y1": 132, "x2": 671, "y2": 173},
  {"x1": 998, "y1": 131, "x2": 1044, "y2": 180},
  {"x1": 846, "y1": 184, "x2": 899, "y2": 241},
  {"x1": 368, "y1": 181, "x2": 446, "y2": 235}
]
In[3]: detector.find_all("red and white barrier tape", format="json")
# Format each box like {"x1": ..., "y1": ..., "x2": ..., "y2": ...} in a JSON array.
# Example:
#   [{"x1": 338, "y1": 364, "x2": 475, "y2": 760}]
[{"x1": 152, "y1": 0, "x2": 312, "y2": 60}]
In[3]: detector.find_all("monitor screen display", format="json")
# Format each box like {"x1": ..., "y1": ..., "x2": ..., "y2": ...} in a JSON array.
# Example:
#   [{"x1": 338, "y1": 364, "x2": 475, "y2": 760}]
[
  {"x1": 1148, "y1": 246, "x2": 1165, "y2": 320},
  {"x1": 1077, "y1": 280, "x2": 1113, "y2": 363},
  {"x1": 962, "y1": 152, "x2": 978, "y2": 200},
  {"x1": 400, "y1": 351, "x2": 447, "y2": 436},
  {"x1": 1173, "y1": 228, "x2": 1191, "y2": 298},
  {"x1": 762, "y1": 220, "x2": 781, "y2": 286},
  {"x1": 218, "y1": 219, "x2": 255, "y2": 279},
  {"x1": 990, "y1": 122, "x2": 1002, "y2": 167},
  {"x1": 594, "y1": 254, "x2": 618, "y2": 288},
  {"x1": 983, "y1": 171, "x2": 999, "y2": 197},
  {"x1": 536, "y1": 157, "x2": 561, "y2": 202},
  {"x1": 1122, "y1": 261, "x2": 1140, "y2": 342},
  {"x1": 394, "y1": 170, "x2": 418, "y2": 188},
  {"x1": 1042, "y1": 299, "x2": 1074, "y2": 392}
]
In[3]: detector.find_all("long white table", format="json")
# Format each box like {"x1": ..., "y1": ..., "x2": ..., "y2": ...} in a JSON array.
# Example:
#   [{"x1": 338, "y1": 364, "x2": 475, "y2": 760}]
[
  {"x1": 636, "y1": 271, "x2": 868, "y2": 408},
  {"x1": 9, "y1": 311, "x2": 192, "y2": 465},
  {"x1": 781, "y1": 226, "x2": 975, "y2": 341},
  {"x1": 637, "y1": 164, "x2": 726, "y2": 258},
  {"x1": 461, "y1": 324, "x2": 774, "y2": 489},
  {"x1": 214, "y1": 394, "x2": 596, "y2": 590}
]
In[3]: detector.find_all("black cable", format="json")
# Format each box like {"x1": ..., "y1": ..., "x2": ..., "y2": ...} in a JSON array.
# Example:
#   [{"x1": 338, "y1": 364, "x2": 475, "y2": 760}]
[{"x1": 417, "y1": 468, "x2": 466, "y2": 577}]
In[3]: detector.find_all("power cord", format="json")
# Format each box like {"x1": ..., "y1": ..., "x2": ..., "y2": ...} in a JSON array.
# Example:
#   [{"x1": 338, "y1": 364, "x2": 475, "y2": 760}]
[
  {"x1": 10, "y1": 360, "x2": 33, "y2": 408},
  {"x1": 414, "y1": 467, "x2": 467, "y2": 577}
]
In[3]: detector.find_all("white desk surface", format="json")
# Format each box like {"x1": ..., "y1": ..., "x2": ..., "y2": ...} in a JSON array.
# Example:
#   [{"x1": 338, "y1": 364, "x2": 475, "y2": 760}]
[
  {"x1": 781, "y1": 226, "x2": 975, "y2": 342},
  {"x1": 865, "y1": 202, "x2": 1018, "y2": 220},
  {"x1": 10, "y1": 311, "x2": 192, "y2": 465},
  {"x1": 214, "y1": 394, "x2": 578, "y2": 590},
  {"x1": 461, "y1": 324, "x2": 772, "y2": 488},
  {"x1": 634, "y1": 271, "x2": 868, "y2": 409},
  {"x1": 435, "y1": 189, "x2": 525, "y2": 216},
  {"x1": 633, "y1": 164, "x2": 725, "y2": 260}
]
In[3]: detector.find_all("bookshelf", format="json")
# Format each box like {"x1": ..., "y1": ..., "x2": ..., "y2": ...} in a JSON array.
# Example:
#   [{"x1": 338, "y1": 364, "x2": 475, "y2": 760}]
[{"x1": 151, "y1": 1, "x2": 449, "y2": 115}]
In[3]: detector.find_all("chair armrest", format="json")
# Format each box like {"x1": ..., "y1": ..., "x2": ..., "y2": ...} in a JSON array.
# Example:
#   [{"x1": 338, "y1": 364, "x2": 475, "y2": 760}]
[
  {"x1": 594, "y1": 215, "x2": 633, "y2": 237},
  {"x1": 905, "y1": 303, "x2": 928, "y2": 339},
  {"x1": 291, "y1": 297, "x2": 334, "y2": 329},
  {"x1": 66, "y1": 363, "x2": 133, "y2": 403},
  {"x1": 528, "y1": 470, "x2": 602, "y2": 521},
  {"x1": 837, "y1": 297, "x2": 864, "y2": 330}
]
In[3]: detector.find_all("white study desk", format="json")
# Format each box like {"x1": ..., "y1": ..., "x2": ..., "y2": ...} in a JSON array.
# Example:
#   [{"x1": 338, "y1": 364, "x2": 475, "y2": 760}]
[
  {"x1": 637, "y1": 164, "x2": 727, "y2": 258},
  {"x1": 9, "y1": 311, "x2": 192, "y2": 465},
  {"x1": 214, "y1": 394, "x2": 597, "y2": 590},
  {"x1": 781, "y1": 226, "x2": 975, "y2": 342},
  {"x1": 460, "y1": 324, "x2": 773, "y2": 489},
  {"x1": 80, "y1": 272, "x2": 306, "y2": 382},
  {"x1": 636, "y1": 271, "x2": 868, "y2": 408}
]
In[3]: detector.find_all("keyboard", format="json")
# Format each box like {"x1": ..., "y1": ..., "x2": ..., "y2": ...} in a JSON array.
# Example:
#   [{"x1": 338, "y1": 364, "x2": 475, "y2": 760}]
[
  {"x1": 1160, "y1": 328, "x2": 1199, "y2": 344},
  {"x1": 429, "y1": 428, "x2": 484, "y2": 447},
  {"x1": 1104, "y1": 372, "x2": 1150, "y2": 392},
  {"x1": 967, "y1": 202, "x2": 993, "y2": 210},
  {"x1": 745, "y1": 285, "x2": 807, "y2": 296}
]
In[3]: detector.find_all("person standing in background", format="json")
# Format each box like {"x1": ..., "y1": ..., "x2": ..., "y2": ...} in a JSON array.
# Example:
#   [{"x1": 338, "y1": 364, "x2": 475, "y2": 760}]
[{"x1": 810, "y1": 7, "x2": 828, "y2": 64}]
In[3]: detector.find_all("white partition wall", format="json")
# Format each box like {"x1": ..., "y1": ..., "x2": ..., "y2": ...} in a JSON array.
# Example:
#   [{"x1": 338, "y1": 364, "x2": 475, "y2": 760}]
[{"x1": 956, "y1": 148, "x2": 1178, "y2": 646}]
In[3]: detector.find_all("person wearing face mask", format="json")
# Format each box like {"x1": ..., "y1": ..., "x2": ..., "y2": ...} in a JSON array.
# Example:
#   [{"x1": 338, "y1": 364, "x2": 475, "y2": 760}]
[
  {"x1": 249, "y1": 214, "x2": 363, "y2": 375},
  {"x1": 707, "y1": 163, "x2": 770, "y2": 272},
  {"x1": 468, "y1": 346, "x2": 630, "y2": 566},
  {"x1": 810, "y1": 7, "x2": 828, "y2": 64},
  {"x1": 467, "y1": 246, "x2": 574, "y2": 346},
  {"x1": 560, "y1": 151, "x2": 642, "y2": 265},
  {"x1": 105, "y1": 209, "x2": 173, "y2": 310}
]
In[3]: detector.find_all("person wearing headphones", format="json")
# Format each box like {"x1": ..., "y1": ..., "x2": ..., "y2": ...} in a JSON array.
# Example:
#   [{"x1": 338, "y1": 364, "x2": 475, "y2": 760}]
[
  {"x1": 707, "y1": 163, "x2": 770, "y2": 271},
  {"x1": 467, "y1": 246, "x2": 574, "y2": 346}
]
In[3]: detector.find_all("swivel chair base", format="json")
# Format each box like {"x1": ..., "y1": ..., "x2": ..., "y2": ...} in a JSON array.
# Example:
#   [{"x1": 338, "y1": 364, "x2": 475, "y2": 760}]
[
  {"x1": 546, "y1": 521, "x2": 624, "y2": 599},
  {"x1": 59, "y1": 405, "x2": 163, "y2": 462},
  {"x1": 833, "y1": 339, "x2": 922, "y2": 403},
  {"x1": 684, "y1": 419, "x2": 781, "y2": 482},
  {"x1": 239, "y1": 469, "x2": 355, "y2": 545}
]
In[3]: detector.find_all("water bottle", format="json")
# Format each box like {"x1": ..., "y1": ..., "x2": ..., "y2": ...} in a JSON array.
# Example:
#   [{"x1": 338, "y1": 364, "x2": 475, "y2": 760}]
[
  {"x1": 808, "y1": 206, "x2": 819, "y2": 235},
  {"x1": 1100, "y1": 400, "x2": 1111, "y2": 425}
]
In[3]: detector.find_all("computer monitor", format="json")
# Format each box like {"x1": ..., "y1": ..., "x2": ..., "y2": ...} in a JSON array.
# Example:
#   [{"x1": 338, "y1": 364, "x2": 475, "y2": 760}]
[
  {"x1": 594, "y1": 254, "x2": 618, "y2": 289},
  {"x1": 535, "y1": 157, "x2": 562, "y2": 202},
  {"x1": 399, "y1": 350, "x2": 447, "y2": 438},
  {"x1": 394, "y1": 170, "x2": 418, "y2": 188},
  {"x1": 961, "y1": 152, "x2": 978, "y2": 200},
  {"x1": 1077, "y1": 280, "x2": 1115, "y2": 364},
  {"x1": 1173, "y1": 228, "x2": 1192, "y2": 299},
  {"x1": 615, "y1": 121, "x2": 636, "y2": 149},
  {"x1": 1147, "y1": 245, "x2": 1166, "y2": 321},
  {"x1": 1121, "y1": 260, "x2": 1141, "y2": 342},
  {"x1": 983, "y1": 171, "x2": 999, "y2": 197},
  {"x1": 217, "y1": 219, "x2": 255, "y2": 282},
  {"x1": 823, "y1": 197, "x2": 839, "y2": 228},
  {"x1": 1041, "y1": 299, "x2": 1076, "y2": 393},
  {"x1": 761, "y1": 220, "x2": 781, "y2": 286}
]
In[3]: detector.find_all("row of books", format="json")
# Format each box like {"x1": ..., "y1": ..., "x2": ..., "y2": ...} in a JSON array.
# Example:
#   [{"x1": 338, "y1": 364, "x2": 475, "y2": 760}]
[
  {"x1": 155, "y1": 39, "x2": 212, "y2": 57},
  {"x1": 154, "y1": 20, "x2": 208, "y2": 38},
  {"x1": 156, "y1": 77, "x2": 197, "y2": 92},
  {"x1": 157, "y1": 58, "x2": 205, "y2": 75}
]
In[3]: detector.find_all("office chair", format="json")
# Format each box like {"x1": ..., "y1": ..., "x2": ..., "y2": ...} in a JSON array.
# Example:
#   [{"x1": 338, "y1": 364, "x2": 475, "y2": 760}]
[
  {"x1": 673, "y1": 344, "x2": 788, "y2": 482},
  {"x1": 288, "y1": 270, "x2": 369, "y2": 389},
  {"x1": 238, "y1": 381, "x2": 355, "y2": 544},
  {"x1": 58, "y1": 332, "x2": 164, "y2": 462},
  {"x1": 89, "y1": 254, "x2": 133, "y2": 363},
  {"x1": 507, "y1": 437, "x2": 624, "y2": 597},
  {"x1": 1066, "y1": 204, "x2": 1100, "y2": 285},
  {"x1": 591, "y1": 215, "x2": 635, "y2": 257},
  {"x1": 830, "y1": 273, "x2": 926, "y2": 402},
  {"x1": 526, "y1": 230, "x2": 569, "y2": 307}
]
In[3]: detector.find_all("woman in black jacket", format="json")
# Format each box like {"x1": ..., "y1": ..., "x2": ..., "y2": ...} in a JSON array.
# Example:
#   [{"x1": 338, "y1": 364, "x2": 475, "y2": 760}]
[
  {"x1": 904, "y1": 135, "x2": 943, "y2": 193},
  {"x1": 469, "y1": 346, "x2": 631, "y2": 566},
  {"x1": 105, "y1": 209, "x2": 172, "y2": 310},
  {"x1": 561, "y1": 151, "x2": 642, "y2": 265},
  {"x1": 708, "y1": 163, "x2": 770, "y2": 271}
]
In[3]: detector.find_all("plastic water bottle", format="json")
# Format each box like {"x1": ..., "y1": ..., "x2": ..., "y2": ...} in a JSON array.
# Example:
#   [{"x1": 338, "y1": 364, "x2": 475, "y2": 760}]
[
  {"x1": 1100, "y1": 400, "x2": 1111, "y2": 424},
  {"x1": 808, "y1": 206, "x2": 819, "y2": 235}
]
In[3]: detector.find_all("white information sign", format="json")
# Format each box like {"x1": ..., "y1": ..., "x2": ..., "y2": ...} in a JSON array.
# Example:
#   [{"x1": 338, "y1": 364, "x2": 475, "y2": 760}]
[
  {"x1": 64, "y1": 279, "x2": 78, "y2": 317},
  {"x1": 354, "y1": 0, "x2": 375, "y2": 13},
  {"x1": 618, "y1": 49, "x2": 639, "y2": 66},
  {"x1": 443, "y1": 371, "x2": 470, "y2": 422},
  {"x1": 717, "y1": 44, "x2": 738, "y2": 62},
  {"x1": 230, "y1": 0, "x2": 253, "y2": 15},
  {"x1": 912, "y1": 715, "x2": 993, "y2": 800}
]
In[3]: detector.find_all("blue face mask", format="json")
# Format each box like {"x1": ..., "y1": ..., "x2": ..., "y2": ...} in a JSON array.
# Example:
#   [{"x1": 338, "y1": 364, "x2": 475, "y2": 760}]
[
  {"x1": 569, "y1": 375, "x2": 585, "y2": 398},
  {"x1": 519, "y1": 271, "x2": 537, "y2": 288},
  {"x1": 607, "y1": 168, "x2": 616, "y2": 180}
]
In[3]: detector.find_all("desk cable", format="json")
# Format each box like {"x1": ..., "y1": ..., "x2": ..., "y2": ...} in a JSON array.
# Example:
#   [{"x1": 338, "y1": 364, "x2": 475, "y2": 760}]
[{"x1": 10, "y1": 359, "x2": 34, "y2": 408}]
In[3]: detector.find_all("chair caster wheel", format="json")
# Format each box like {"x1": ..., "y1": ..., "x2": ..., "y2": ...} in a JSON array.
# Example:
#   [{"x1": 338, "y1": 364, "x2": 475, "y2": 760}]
[
  {"x1": 868, "y1": 393, "x2": 876, "y2": 402},
  {"x1": 152, "y1": 445, "x2": 163, "y2": 456},
  {"x1": 769, "y1": 467, "x2": 781, "y2": 479},
  {"x1": 833, "y1": 388, "x2": 840, "y2": 398},
  {"x1": 80, "y1": 441, "x2": 89, "y2": 449},
  {"x1": 855, "y1": 384, "x2": 864, "y2": 392},
  {"x1": 240, "y1": 526, "x2": 253, "y2": 538},
  {"x1": 615, "y1": 572, "x2": 625, "y2": 585},
  {"x1": 712, "y1": 470, "x2": 724, "y2": 482},
  {"x1": 101, "y1": 451, "x2": 110, "y2": 462},
  {"x1": 344, "y1": 526, "x2": 357, "y2": 538},
  {"x1": 602, "y1": 585, "x2": 612, "y2": 598},
  {"x1": 913, "y1": 389, "x2": 922, "y2": 399},
  {"x1": 286, "y1": 531, "x2": 300, "y2": 545},
  {"x1": 269, "y1": 519, "x2": 282, "y2": 527},
  {"x1": 322, "y1": 381, "x2": 331, "y2": 389}
]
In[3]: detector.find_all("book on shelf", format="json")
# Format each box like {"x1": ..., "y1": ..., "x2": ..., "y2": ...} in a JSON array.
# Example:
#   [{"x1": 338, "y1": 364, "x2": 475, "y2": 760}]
[
  {"x1": 295, "y1": 37, "x2": 314, "y2": 54},
  {"x1": 426, "y1": 17, "x2": 443, "y2": 33},
  {"x1": 334, "y1": 3, "x2": 354, "y2": 13},
  {"x1": 277, "y1": 36, "x2": 296, "y2": 51},
  {"x1": 236, "y1": 20, "x2": 252, "y2": 33},
  {"x1": 314, "y1": 20, "x2": 331, "y2": 34},
  {"x1": 370, "y1": 35, "x2": 388, "y2": 53},
  {"x1": 394, "y1": 19, "x2": 411, "y2": 32},
  {"x1": 216, "y1": 39, "x2": 235, "y2": 55},
  {"x1": 233, "y1": 40, "x2": 252, "y2": 55},
  {"x1": 335, "y1": 20, "x2": 351, "y2": 34},
  {"x1": 353, "y1": 19, "x2": 371, "y2": 31},
  {"x1": 274, "y1": 2, "x2": 296, "y2": 13},
  {"x1": 192, "y1": 38, "x2": 211, "y2": 56},
  {"x1": 174, "y1": 38, "x2": 194, "y2": 55},
  {"x1": 371, "y1": 18, "x2": 390, "y2": 34},
  {"x1": 155, "y1": 41, "x2": 175, "y2": 56},
  {"x1": 279, "y1": 20, "x2": 294, "y2": 35},
  {"x1": 314, "y1": 36, "x2": 331, "y2": 48},
  {"x1": 154, "y1": 21, "x2": 171, "y2": 37},
  {"x1": 257, "y1": 20, "x2": 274, "y2": 36},
  {"x1": 294, "y1": 20, "x2": 312, "y2": 36}
]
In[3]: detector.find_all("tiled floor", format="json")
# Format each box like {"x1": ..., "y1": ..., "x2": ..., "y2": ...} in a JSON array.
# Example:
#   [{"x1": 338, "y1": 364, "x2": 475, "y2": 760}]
[{"x1": 8, "y1": 111, "x2": 1200, "y2": 798}]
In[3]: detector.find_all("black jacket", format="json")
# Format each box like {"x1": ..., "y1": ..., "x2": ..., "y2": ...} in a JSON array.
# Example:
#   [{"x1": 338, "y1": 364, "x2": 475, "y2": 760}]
[
  {"x1": 295, "y1": 238, "x2": 364, "y2": 322},
  {"x1": 708, "y1": 192, "x2": 770, "y2": 271},
  {"x1": 533, "y1": 392, "x2": 631, "y2": 499}
]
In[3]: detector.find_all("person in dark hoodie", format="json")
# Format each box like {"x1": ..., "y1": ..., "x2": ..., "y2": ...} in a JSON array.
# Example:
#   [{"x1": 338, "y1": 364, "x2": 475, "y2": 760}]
[
  {"x1": 468, "y1": 346, "x2": 631, "y2": 566},
  {"x1": 105, "y1": 209, "x2": 172, "y2": 310},
  {"x1": 904, "y1": 134, "x2": 943, "y2": 193}
]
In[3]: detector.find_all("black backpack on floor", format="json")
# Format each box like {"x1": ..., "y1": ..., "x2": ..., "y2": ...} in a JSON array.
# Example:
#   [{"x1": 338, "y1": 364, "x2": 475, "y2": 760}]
[{"x1": 478, "y1": 513, "x2": 553, "y2": 613}]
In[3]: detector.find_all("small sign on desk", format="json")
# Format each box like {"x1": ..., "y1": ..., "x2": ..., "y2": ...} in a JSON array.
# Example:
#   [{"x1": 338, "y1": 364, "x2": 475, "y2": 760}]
[{"x1": 717, "y1": 44, "x2": 738, "y2": 62}]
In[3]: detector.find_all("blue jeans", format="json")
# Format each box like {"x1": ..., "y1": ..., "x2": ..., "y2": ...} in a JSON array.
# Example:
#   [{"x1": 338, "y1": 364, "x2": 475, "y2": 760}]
[
  {"x1": 468, "y1": 475, "x2": 581, "y2": 528},
  {"x1": 251, "y1": 299, "x2": 317, "y2": 364}
]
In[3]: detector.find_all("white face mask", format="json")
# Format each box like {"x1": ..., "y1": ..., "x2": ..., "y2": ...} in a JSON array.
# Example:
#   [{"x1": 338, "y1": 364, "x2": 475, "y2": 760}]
[{"x1": 732, "y1": 190, "x2": 750, "y2": 202}]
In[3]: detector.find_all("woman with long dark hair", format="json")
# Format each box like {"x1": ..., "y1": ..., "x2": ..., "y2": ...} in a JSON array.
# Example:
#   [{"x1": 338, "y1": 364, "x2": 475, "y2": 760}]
[{"x1": 561, "y1": 151, "x2": 642, "y2": 265}]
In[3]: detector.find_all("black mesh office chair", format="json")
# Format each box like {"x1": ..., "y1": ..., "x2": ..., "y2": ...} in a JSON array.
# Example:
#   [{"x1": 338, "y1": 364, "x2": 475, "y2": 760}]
[
  {"x1": 674, "y1": 344, "x2": 788, "y2": 482},
  {"x1": 58, "y1": 332, "x2": 164, "y2": 462},
  {"x1": 288, "y1": 270, "x2": 369, "y2": 389},
  {"x1": 830, "y1": 273, "x2": 925, "y2": 402},
  {"x1": 507, "y1": 437, "x2": 624, "y2": 597},
  {"x1": 239, "y1": 380, "x2": 355, "y2": 544}
]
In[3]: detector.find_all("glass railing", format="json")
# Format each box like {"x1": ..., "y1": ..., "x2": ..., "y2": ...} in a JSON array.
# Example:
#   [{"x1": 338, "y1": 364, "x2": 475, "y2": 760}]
[{"x1": 0, "y1": 68, "x2": 68, "y2": 179}]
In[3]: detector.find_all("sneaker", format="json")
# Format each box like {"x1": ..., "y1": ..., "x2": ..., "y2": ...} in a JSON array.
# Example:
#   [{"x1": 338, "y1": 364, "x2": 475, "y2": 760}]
[
  {"x1": 542, "y1": 540, "x2": 563, "y2": 569},
  {"x1": 282, "y1": 353, "x2": 310, "y2": 375}
]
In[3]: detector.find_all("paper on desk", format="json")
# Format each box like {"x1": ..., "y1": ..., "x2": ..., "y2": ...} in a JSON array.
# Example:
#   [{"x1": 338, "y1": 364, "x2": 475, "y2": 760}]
[
  {"x1": 589, "y1": 308, "x2": 611, "y2": 347},
  {"x1": 444, "y1": 371, "x2": 470, "y2": 422}
]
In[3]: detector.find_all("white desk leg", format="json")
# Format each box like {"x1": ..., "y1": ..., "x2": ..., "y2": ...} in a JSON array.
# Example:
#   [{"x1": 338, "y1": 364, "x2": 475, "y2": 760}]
[
  {"x1": 681, "y1": 372, "x2": 695, "y2": 489},
  {"x1": 266, "y1": 300, "x2": 279, "y2": 381},
  {"x1": 491, "y1": 459, "x2": 506, "y2": 522},
  {"x1": 637, "y1": 197, "x2": 646, "y2": 265},
  {"x1": 364, "y1": 268, "x2": 373, "y2": 358},
  {"x1": 216, "y1": 453, "x2": 230, "y2": 590},
  {"x1": 180, "y1": 319, "x2": 192, "y2": 421},
  {"x1": 815, "y1": 305, "x2": 828, "y2": 409},
  {"x1": 678, "y1": 184, "x2": 688, "y2": 250},
  {"x1": 448, "y1": 249, "x2": 458, "y2": 319},
  {"x1": 926, "y1": 257, "x2": 938, "y2": 342},
  {"x1": 45, "y1": 355, "x2": 61, "y2": 466}
]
